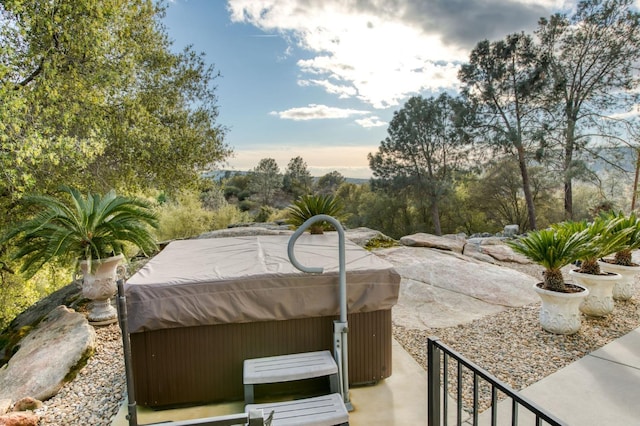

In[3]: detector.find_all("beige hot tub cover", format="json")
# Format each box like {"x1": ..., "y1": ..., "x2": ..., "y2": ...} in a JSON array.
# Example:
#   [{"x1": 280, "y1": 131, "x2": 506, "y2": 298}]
[{"x1": 125, "y1": 234, "x2": 400, "y2": 333}]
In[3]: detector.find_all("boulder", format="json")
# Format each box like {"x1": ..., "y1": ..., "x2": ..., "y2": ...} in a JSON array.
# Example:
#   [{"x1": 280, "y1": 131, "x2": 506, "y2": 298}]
[
  {"x1": 462, "y1": 243, "x2": 498, "y2": 264},
  {"x1": 10, "y1": 399, "x2": 40, "y2": 412},
  {"x1": 479, "y1": 244, "x2": 531, "y2": 264},
  {"x1": 399, "y1": 233, "x2": 465, "y2": 254},
  {"x1": 375, "y1": 246, "x2": 538, "y2": 328},
  {"x1": 0, "y1": 306, "x2": 96, "y2": 402},
  {"x1": 466, "y1": 236, "x2": 506, "y2": 246},
  {"x1": 503, "y1": 224, "x2": 519, "y2": 237},
  {"x1": 0, "y1": 412, "x2": 39, "y2": 426},
  {"x1": 1, "y1": 281, "x2": 83, "y2": 361},
  {"x1": 344, "y1": 227, "x2": 395, "y2": 247},
  {"x1": 0, "y1": 400, "x2": 9, "y2": 416}
]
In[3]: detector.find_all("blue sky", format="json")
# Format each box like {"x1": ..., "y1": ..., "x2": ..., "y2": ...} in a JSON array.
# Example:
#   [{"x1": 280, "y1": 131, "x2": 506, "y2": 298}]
[{"x1": 162, "y1": 0, "x2": 575, "y2": 178}]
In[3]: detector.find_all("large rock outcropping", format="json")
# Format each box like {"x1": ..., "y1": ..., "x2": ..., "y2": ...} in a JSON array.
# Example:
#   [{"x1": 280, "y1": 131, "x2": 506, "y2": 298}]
[{"x1": 376, "y1": 245, "x2": 539, "y2": 329}]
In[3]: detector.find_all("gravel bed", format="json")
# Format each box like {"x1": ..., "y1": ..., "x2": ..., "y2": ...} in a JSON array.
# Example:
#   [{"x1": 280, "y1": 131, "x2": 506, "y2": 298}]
[
  {"x1": 31, "y1": 260, "x2": 640, "y2": 425},
  {"x1": 393, "y1": 262, "x2": 640, "y2": 415},
  {"x1": 34, "y1": 323, "x2": 126, "y2": 426}
]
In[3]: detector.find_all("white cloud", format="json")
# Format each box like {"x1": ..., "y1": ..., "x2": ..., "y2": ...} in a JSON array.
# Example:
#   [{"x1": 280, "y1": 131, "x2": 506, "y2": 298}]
[
  {"x1": 227, "y1": 0, "x2": 568, "y2": 108},
  {"x1": 299, "y1": 79, "x2": 357, "y2": 99},
  {"x1": 270, "y1": 104, "x2": 370, "y2": 120},
  {"x1": 227, "y1": 0, "x2": 465, "y2": 108},
  {"x1": 355, "y1": 116, "x2": 387, "y2": 128}
]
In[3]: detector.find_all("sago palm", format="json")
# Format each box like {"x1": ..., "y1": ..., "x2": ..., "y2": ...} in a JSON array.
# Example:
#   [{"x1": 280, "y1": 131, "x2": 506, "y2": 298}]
[
  {"x1": 286, "y1": 194, "x2": 344, "y2": 234},
  {"x1": 508, "y1": 226, "x2": 589, "y2": 292},
  {"x1": 599, "y1": 211, "x2": 640, "y2": 266},
  {"x1": 558, "y1": 217, "x2": 630, "y2": 275},
  {"x1": 2, "y1": 186, "x2": 158, "y2": 278}
]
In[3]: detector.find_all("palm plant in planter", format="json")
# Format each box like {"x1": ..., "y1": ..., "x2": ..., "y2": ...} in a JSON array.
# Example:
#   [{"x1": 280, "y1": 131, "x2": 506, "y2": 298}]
[
  {"x1": 559, "y1": 217, "x2": 629, "y2": 317},
  {"x1": 598, "y1": 211, "x2": 640, "y2": 300},
  {"x1": 287, "y1": 194, "x2": 344, "y2": 234},
  {"x1": 2, "y1": 186, "x2": 158, "y2": 323},
  {"x1": 508, "y1": 226, "x2": 590, "y2": 334}
]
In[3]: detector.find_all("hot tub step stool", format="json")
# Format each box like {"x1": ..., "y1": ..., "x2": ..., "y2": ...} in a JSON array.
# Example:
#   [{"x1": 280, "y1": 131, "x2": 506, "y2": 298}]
[
  {"x1": 243, "y1": 351, "x2": 347, "y2": 425},
  {"x1": 245, "y1": 393, "x2": 348, "y2": 426},
  {"x1": 243, "y1": 350, "x2": 340, "y2": 404}
]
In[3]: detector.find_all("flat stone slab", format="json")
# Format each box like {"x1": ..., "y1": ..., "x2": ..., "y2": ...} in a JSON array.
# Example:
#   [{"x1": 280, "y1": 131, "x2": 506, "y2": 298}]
[
  {"x1": 375, "y1": 246, "x2": 538, "y2": 329},
  {"x1": 400, "y1": 233, "x2": 465, "y2": 254},
  {"x1": 0, "y1": 306, "x2": 96, "y2": 402}
]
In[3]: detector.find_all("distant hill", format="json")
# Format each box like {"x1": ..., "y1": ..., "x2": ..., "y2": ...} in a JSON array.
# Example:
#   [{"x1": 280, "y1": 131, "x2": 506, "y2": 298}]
[{"x1": 203, "y1": 170, "x2": 370, "y2": 185}]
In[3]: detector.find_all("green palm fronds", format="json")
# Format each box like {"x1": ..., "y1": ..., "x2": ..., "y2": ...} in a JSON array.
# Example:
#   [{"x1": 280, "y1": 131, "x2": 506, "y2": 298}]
[
  {"x1": 1, "y1": 186, "x2": 158, "y2": 278},
  {"x1": 508, "y1": 226, "x2": 589, "y2": 291},
  {"x1": 557, "y1": 217, "x2": 631, "y2": 274},
  {"x1": 286, "y1": 194, "x2": 344, "y2": 234},
  {"x1": 599, "y1": 211, "x2": 640, "y2": 266}
]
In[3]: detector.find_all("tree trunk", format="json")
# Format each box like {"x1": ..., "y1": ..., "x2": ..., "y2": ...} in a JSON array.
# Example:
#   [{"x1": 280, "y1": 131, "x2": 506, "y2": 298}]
[
  {"x1": 563, "y1": 119, "x2": 576, "y2": 220},
  {"x1": 632, "y1": 148, "x2": 640, "y2": 211},
  {"x1": 516, "y1": 145, "x2": 537, "y2": 230},
  {"x1": 430, "y1": 197, "x2": 442, "y2": 236}
]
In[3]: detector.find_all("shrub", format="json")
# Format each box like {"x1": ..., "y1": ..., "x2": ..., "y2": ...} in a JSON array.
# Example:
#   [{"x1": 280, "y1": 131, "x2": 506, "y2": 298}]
[
  {"x1": 211, "y1": 204, "x2": 251, "y2": 229},
  {"x1": 287, "y1": 194, "x2": 344, "y2": 234},
  {"x1": 155, "y1": 191, "x2": 214, "y2": 241}
]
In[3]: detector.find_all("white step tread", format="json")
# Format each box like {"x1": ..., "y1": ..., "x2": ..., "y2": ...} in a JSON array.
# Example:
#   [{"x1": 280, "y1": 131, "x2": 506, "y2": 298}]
[
  {"x1": 245, "y1": 393, "x2": 348, "y2": 426},
  {"x1": 244, "y1": 351, "x2": 338, "y2": 385}
]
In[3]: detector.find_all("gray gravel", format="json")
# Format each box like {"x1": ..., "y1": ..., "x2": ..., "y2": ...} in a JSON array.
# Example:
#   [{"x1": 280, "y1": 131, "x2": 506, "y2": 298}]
[
  {"x1": 32, "y1": 260, "x2": 640, "y2": 425},
  {"x1": 393, "y1": 261, "x2": 640, "y2": 413},
  {"x1": 34, "y1": 323, "x2": 126, "y2": 426}
]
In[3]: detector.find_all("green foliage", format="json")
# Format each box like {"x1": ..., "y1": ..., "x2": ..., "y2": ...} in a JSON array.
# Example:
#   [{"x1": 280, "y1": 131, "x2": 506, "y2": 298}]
[
  {"x1": 155, "y1": 190, "x2": 214, "y2": 241},
  {"x1": 155, "y1": 190, "x2": 251, "y2": 241},
  {"x1": 537, "y1": 0, "x2": 640, "y2": 219},
  {"x1": 508, "y1": 226, "x2": 589, "y2": 291},
  {"x1": 598, "y1": 211, "x2": 640, "y2": 266},
  {"x1": 283, "y1": 156, "x2": 313, "y2": 198},
  {"x1": 315, "y1": 171, "x2": 345, "y2": 195},
  {"x1": 1, "y1": 186, "x2": 158, "y2": 278},
  {"x1": 335, "y1": 182, "x2": 371, "y2": 229},
  {"x1": 368, "y1": 93, "x2": 472, "y2": 235},
  {"x1": 0, "y1": 0, "x2": 229, "y2": 221},
  {"x1": 363, "y1": 236, "x2": 398, "y2": 250},
  {"x1": 254, "y1": 206, "x2": 275, "y2": 223},
  {"x1": 460, "y1": 32, "x2": 547, "y2": 230},
  {"x1": 287, "y1": 194, "x2": 344, "y2": 234},
  {"x1": 556, "y1": 217, "x2": 630, "y2": 274},
  {"x1": 211, "y1": 204, "x2": 251, "y2": 230},
  {"x1": 249, "y1": 158, "x2": 282, "y2": 206}
]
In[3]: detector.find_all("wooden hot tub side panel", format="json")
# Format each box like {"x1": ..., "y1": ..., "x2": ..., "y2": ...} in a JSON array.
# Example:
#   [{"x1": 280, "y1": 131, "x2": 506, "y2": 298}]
[{"x1": 129, "y1": 309, "x2": 393, "y2": 408}]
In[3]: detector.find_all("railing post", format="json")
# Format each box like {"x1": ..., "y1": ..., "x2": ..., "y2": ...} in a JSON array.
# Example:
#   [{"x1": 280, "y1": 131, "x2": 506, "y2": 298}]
[
  {"x1": 248, "y1": 409, "x2": 265, "y2": 426},
  {"x1": 427, "y1": 337, "x2": 441, "y2": 426}
]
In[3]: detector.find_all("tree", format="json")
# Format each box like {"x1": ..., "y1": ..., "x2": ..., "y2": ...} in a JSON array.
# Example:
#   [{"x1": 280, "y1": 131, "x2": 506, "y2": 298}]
[
  {"x1": 283, "y1": 156, "x2": 313, "y2": 198},
  {"x1": 536, "y1": 0, "x2": 640, "y2": 219},
  {"x1": 248, "y1": 158, "x2": 282, "y2": 206},
  {"x1": 459, "y1": 33, "x2": 549, "y2": 231},
  {"x1": 315, "y1": 171, "x2": 345, "y2": 195},
  {"x1": 0, "y1": 0, "x2": 229, "y2": 216},
  {"x1": 368, "y1": 94, "x2": 471, "y2": 235}
]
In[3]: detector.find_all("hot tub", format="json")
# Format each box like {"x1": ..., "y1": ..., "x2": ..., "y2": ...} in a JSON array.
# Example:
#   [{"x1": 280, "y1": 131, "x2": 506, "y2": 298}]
[{"x1": 125, "y1": 233, "x2": 400, "y2": 407}]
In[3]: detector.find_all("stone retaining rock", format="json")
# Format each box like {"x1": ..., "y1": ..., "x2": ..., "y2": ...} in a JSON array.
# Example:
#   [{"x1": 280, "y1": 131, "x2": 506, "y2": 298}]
[
  {"x1": 0, "y1": 306, "x2": 96, "y2": 402},
  {"x1": 375, "y1": 246, "x2": 538, "y2": 328},
  {"x1": 400, "y1": 233, "x2": 465, "y2": 253},
  {"x1": 0, "y1": 411, "x2": 39, "y2": 426}
]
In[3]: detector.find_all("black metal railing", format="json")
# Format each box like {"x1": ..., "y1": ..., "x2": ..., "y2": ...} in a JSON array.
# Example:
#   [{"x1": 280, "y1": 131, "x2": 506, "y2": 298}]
[{"x1": 427, "y1": 337, "x2": 566, "y2": 426}]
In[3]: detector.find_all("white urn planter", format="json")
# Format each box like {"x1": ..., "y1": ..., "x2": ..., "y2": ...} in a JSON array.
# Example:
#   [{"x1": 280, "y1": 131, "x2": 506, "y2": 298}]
[
  {"x1": 569, "y1": 269, "x2": 621, "y2": 317},
  {"x1": 533, "y1": 283, "x2": 589, "y2": 335},
  {"x1": 598, "y1": 260, "x2": 639, "y2": 301},
  {"x1": 80, "y1": 254, "x2": 124, "y2": 324}
]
